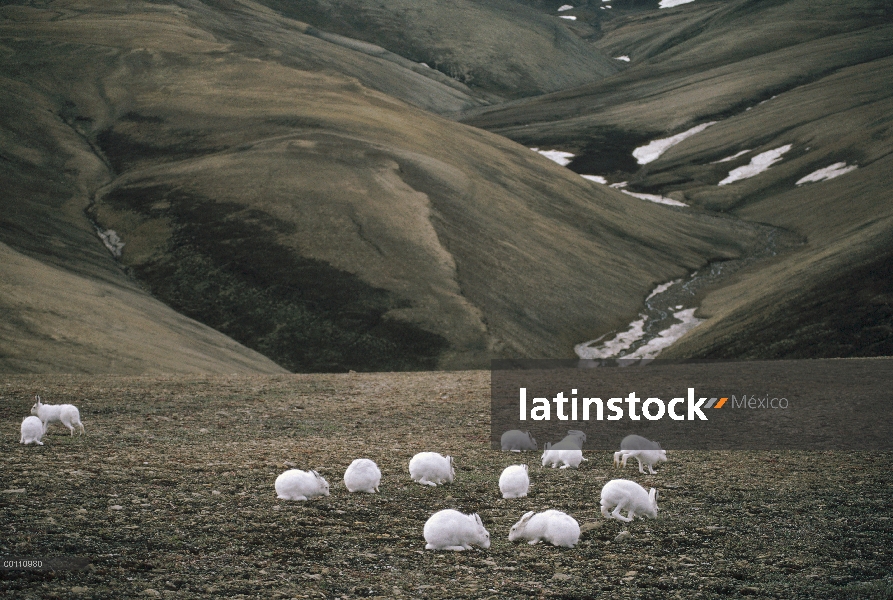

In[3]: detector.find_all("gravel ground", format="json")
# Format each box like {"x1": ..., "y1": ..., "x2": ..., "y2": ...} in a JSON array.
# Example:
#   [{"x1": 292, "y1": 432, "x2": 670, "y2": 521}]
[{"x1": 2, "y1": 372, "x2": 892, "y2": 599}]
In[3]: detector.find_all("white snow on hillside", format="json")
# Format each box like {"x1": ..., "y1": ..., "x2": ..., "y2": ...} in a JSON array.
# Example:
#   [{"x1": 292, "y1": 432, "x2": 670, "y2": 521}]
[
  {"x1": 712, "y1": 150, "x2": 750, "y2": 164},
  {"x1": 97, "y1": 228, "x2": 125, "y2": 257},
  {"x1": 581, "y1": 175, "x2": 608, "y2": 184},
  {"x1": 659, "y1": 0, "x2": 697, "y2": 7},
  {"x1": 575, "y1": 316, "x2": 648, "y2": 359},
  {"x1": 558, "y1": 4, "x2": 573, "y2": 11},
  {"x1": 621, "y1": 190, "x2": 688, "y2": 207},
  {"x1": 718, "y1": 144, "x2": 792, "y2": 186},
  {"x1": 646, "y1": 279, "x2": 682, "y2": 300},
  {"x1": 633, "y1": 122, "x2": 716, "y2": 165},
  {"x1": 530, "y1": 148, "x2": 575, "y2": 166},
  {"x1": 560, "y1": 15, "x2": 577, "y2": 20},
  {"x1": 614, "y1": 55, "x2": 631, "y2": 62},
  {"x1": 623, "y1": 309, "x2": 703, "y2": 359},
  {"x1": 795, "y1": 162, "x2": 857, "y2": 186}
]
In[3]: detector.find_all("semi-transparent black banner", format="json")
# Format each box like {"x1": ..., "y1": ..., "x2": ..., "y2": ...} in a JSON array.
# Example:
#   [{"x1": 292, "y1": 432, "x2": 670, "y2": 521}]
[{"x1": 490, "y1": 358, "x2": 893, "y2": 450}]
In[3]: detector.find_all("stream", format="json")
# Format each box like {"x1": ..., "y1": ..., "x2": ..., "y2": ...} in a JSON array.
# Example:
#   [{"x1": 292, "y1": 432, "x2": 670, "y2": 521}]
[{"x1": 575, "y1": 222, "x2": 796, "y2": 360}]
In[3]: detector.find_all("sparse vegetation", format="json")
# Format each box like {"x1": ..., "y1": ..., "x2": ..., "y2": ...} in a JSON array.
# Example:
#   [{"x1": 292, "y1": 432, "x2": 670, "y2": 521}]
[{"x1": 2, "y1": 373, "x2": 892, "y2": 599}]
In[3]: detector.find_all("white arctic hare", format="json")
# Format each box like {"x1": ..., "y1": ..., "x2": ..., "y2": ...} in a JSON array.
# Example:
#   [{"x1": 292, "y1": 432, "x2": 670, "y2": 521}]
[
  {"x1": 498, "y1": 464, "x2": 530, "y2": 499},
  {"x1": 613, "y1": 434, "x2": 666, "y2": 474},
  {"x1": 275, "y1": 469, "x2": 330, "y2": 501},
  {"x1": 408, "y1": 452, "x2": 454, "y2": 486},
  {"x1": 541, "y1": 441, "x2": 587, "y2": 469},
  {"x1": 500, "y1": 430, "x2": 537, "y2": 452},
  {"x1": 20, "y1": 416, "x2": 46, "y2": 446},
  {"x1": 559, "y1": 430, "x2": 586, "y2": 449},
  {"x1": 600, "y1": 479, "x2": 658, "y2": 522},
  {"x1": 343, "y1": 458, "x2": 381, "y2": 493},
  {"x1": 423, "y1": 509, "x2": 490, "y2": 551},
  {"x1": 509, "y1": 510, "x2": 581, "y2": 548},
  {"x1": 31, "y1": 396, "x2": 84, "y2": 436}
]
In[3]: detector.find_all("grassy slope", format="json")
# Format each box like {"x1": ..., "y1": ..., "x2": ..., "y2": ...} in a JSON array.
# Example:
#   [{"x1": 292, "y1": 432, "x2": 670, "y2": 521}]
[
  {"x1": 463, "y1": 0, "x2": 893, "y2": 358},
  {"x1": 0, "y1": 0, "x2": 765, "y2": 373},
  {"x1": 252, "y1": 0, "x2": 620, "y2": 100},
  {"x1": 1, "y1": 371, "x2": 891, "y2": 598}
]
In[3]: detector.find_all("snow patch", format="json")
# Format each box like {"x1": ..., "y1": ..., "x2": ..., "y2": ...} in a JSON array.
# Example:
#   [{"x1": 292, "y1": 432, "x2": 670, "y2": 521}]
[
  {"x1": 646, "y1": 279, "x2": 682, "y2": 301},
  {"x1": 621, "y1": 190, "x2": 688, "y2": 207},
  {"x1": 614, "y1": 55, "x2": 631, "y2": 62},
  {"x1": 659, "y1": 0, "x2": 697, "y2": 7},
  {"x1": 609, "y1": 181, "x2": 628, "y2": 189},
  {"x1": 795, "y1": 162, "x2": 857, "y2": 186},
  {"x1": 558, "y1": 4, "x2": 574, "y2": 11},
  {"x1": 581, "y1": 175, "x2": 608, "y2": 184},
  {"x1": 623, "y1": 309, "x2": 703, "y2": 360},
  {"x1": 712, "y1": 150, "x2": 750, "y2": 164},
  {"x1": 575, "y1": 316, "x2": 648, "y2": 360},
  {"x1": 560, "y1": 15, "x2": 577, "y2": 20},
  {"x1": 530, "y1": 148, "x2": 575, "y2": 166},
  {"x1": 97, "y1": 228, "x2": 124, "y2": 258},
  {"x1": 633, "y1": 122, "x2": 716, "y2": 165},
  {"x1": 718, "y1": 144, "x2": 792, "y2": 186}
]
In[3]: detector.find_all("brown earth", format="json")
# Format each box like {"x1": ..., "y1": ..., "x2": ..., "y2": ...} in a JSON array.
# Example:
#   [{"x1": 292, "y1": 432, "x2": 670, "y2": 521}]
[{"x1": 2, "y1": 371, "x2": 891, "y2": 599}]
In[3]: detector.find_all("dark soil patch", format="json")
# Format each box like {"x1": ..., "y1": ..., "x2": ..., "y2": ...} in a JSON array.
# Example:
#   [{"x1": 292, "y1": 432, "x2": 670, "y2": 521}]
[
  {"x1": 2, "y1": 372, "x2": 891, "y2": 599},
  {"x1": 93, "y1": 185, "x2": 449, "y2": 373}
]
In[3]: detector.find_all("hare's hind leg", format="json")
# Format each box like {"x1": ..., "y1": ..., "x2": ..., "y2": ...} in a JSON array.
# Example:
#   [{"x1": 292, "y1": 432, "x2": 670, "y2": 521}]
[{"x1": 612, "y1": 506, "x2": 633, "y2": 522}]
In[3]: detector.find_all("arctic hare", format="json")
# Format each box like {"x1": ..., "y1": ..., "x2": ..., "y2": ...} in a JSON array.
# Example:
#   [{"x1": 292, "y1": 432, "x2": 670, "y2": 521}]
[
  {"x1": 20, "y1": 416, "x2": 46, "y2": 446},
  {"x1": 613, "y1": 434, "x2": 666, "y2": 474},
  {"x1": 275, "y1": 469, "x2": 330, "y2": 501},
  {"x1": 409, "y1": 452, "x2": 454, "y2": 486},
  {"x1": 343, "y1": 458, "x2": 381, "y2": 493},
  {"x1": 500, "y1": 430, "x2": 537, "y2": 452},
  {"x1": 600, "y1": 479, "x2": 659, "y2": 522},
  {"x1": 498, "y1": 464, "x2": 530, "y2": 499},
  {"x1": 541, "y1": 441, "x2": 587, "y2": 469},
  {"x1": 31, "y1": 396, "x2": 84, "y2": 436},
  {"x1": 423, "y1": 509, "x2": 490, "y2": 551},
  {"x1": 508, "y1": 510, "x2": 580, "y2": 548}
]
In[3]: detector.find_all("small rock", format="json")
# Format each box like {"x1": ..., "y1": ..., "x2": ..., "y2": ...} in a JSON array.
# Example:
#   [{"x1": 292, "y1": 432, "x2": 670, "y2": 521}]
[
  {"x1": 483, "y1": 559, "x2": 497, "y2": 567},
  {"x1": 110, "y1": 505, "x2": 123, "y2": 510},
  {"x1": 2, "y1": 489, "x2": 26, "y2": 494},
  {"x1": 614, "y1": 531, "x2": 632, "y2": 542},
  {"x1": 199, "y1": 428, "x2": 209, "y2": 434},
  {"x1": 272, "y1": 505, "x2": 281, "y2": 511},
  {"x1": 212, "y1": 490, "x2": 221, "y2": 495},
  {"x1": 580, "y1": 522, "x2": 602, "y2": 533},
  {"x1": 624, "y1": 570, "x2": 638, "y2": 577},
  {"x1": 70, "y1": 587, "x2": 88, "y2": 594},
  {"x1": 302, "y1": 573, "x2": 323, "y2": 580},
  {"x1": 143, "y1": 589, "x2": 161, "y2": 597},
  {"x1": 552, "y1": 573, "x2": 572, "y2": 582},
  {"x1": 283, "y1": 461, "x2": 296, "y2": 468}
]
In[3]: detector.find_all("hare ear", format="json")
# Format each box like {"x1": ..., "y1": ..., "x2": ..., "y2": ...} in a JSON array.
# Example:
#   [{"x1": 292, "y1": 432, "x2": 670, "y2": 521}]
[
  {"x1": 650, "y1": 488, "x2": 658, "y2": 502},
  {"x1": 520, "y1": 511, "x2": 535, "y2": 524},
  {"x1": 474, "y1": 513, "x2": 483, "y2": 527},
  {"x1": 523, "y1": 464, "x2": 529, "y2": 472}
]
